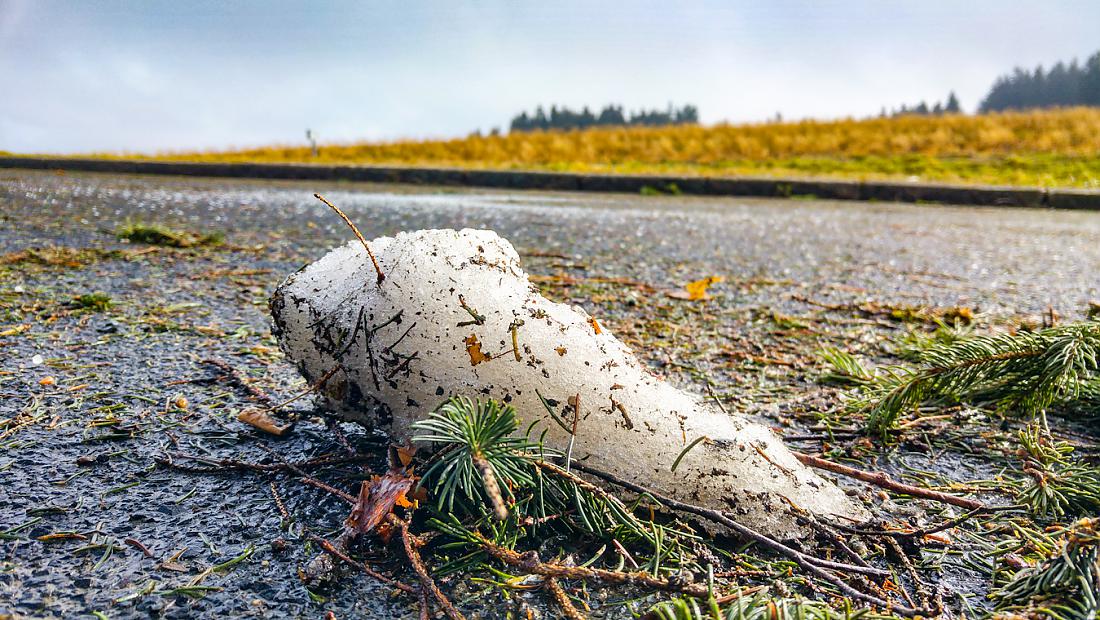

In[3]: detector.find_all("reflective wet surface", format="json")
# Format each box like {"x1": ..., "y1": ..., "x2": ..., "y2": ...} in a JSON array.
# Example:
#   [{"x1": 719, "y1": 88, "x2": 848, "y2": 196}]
[{"x1": 2, "y1": 170, "x2": 1098, "y2": 618}]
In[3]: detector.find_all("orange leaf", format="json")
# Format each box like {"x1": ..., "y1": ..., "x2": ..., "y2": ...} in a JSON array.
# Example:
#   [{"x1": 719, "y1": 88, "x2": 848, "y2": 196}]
[
  {"x1": 465, "y1": 334, "x2": 490, "y2": 365},
  {"x1": 667, "y1": 276, "x2": 724, "y2": 301},
  {"x1": 395, "y1": 445, "x2": 417, "y2": 467}
]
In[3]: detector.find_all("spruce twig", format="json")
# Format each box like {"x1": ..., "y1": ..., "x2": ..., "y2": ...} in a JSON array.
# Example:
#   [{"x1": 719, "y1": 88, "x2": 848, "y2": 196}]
[
  {"x1": 839, "y1": 321, "x2": 1100, "y2": 436},
  {"x1": 1017, "y1": 418, "x2": 1100, "y2": 519}
]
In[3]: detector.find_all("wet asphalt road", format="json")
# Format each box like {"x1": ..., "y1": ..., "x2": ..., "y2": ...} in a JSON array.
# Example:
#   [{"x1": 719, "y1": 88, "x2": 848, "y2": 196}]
[
  {"x1": 5, "y1": 170, "x2": 1099, "y2": 316},
  {"x1": 1, "y1": 170, "x2": 1099, "y2": 619}
]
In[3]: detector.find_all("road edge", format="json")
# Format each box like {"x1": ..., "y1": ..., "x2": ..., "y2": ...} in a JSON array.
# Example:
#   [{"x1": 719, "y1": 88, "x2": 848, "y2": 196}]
[{"x1": 2, "y1": 156, "x2": 1098, "y2": 209}]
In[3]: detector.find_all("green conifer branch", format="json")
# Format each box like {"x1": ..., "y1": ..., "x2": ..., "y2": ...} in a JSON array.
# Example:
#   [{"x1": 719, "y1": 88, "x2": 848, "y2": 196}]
[{"x1": 834, "y1": 322, "x2": 1100, "y2": 436}]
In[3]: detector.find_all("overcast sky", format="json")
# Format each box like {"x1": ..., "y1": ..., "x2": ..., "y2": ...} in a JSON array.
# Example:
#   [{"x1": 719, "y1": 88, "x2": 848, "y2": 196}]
[{"x1": 3, "y1": 0, "x2": 1099, "y2": 153}]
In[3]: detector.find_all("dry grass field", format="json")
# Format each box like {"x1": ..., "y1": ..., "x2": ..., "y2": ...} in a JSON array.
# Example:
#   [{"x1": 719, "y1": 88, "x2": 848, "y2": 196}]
[{"x1": 87, "y1": 107, "x2": 1100, "y2": 188}]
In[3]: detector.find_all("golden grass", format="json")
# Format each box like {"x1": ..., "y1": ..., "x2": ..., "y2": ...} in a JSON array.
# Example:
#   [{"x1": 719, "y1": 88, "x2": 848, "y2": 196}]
[{"x1": 101, "y1": 108, "x2": 1100, "y2": 188}]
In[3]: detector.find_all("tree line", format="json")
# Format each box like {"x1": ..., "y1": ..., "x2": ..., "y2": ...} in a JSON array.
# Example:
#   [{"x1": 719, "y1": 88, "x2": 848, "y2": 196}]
[
  {"x1": 509, "y1": 104, "x2": 699, "y2": 132},
  {"x1": 980, "y1": 50, "x2": 1100, "y2": 112},
  {"x1": 502, "y1": 49, "x2": 1100, "y2": 134},
  {"x1": 883, "y1": 92, "x2": 961, "y2": 117}
]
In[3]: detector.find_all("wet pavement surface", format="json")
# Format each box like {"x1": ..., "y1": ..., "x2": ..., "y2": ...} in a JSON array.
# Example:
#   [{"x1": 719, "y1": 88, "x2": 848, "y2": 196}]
[{"x1": 1, "y1": 170, "x2": 1099, "y2": 619}]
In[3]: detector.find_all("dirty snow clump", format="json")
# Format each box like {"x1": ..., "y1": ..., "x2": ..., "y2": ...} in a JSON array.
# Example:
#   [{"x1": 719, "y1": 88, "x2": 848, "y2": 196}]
[{"x1": 271, "y1": 229, "x2": 868, "y2": 537}]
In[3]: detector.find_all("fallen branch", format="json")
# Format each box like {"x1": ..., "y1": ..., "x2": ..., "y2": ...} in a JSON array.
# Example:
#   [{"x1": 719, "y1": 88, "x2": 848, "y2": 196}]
[{"x1": 791, "y1": 452, "x2": 985, "y2": 511}]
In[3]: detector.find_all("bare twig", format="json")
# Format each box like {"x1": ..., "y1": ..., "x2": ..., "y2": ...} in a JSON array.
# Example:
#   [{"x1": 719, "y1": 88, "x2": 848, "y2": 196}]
[
  {"x1": 509, "y1": 319, "x2": 524, "y2": 362},
  {"x1": 309, "y1": 533, "x2": 416, "y2": 594},
  {"x1": 838, "y1": 504, "x2": 997, "y2": 539},
  {"x1": 300, "y1": 476, "x2": 357, "y2": 503},
  {"x1": 802, "y1": 517, "x2": 874, "y2": 570},
  {"x1": 704, "y1": 380, "x2": 729, "y2": 415},
  {"x1": 792, "y1": 452, "x2": 985, "y2": 510},
  {"x1": 392, "y1": 516, "x2": 466, "y2": 620},
  {"x1": 326, "y1": 417, "x2": 358, "y2": 457},
  {"x1": 314, "y1": 193, "x2": 384, "y2": 285},
  {"x1": 202, "y1": 358, "x2": 274, "y2": 406},
  {"x1": 275, "y1": 365, "x2": 342, "y2": 412},
  {"x1": 418, "y1": 589, "x2": 431, "y2": 620},
  {"x1": 159, "y1": 451, "x2": 374, "y2": 474},
  {"x1": 545, "y1": 577, "x2": 587, "y2": 620},
  {"x1": 715, "y1": 585, "x2": 766, "y2": 604},
  {"x1": 612, "y1": 539, "x2": 639, "y2": 569},
  {"x1": 886, "y1": 536, "x2": 933, "y2": 613},
  {"x1": 270, "y1": 482, "x2": 290, "y2": 521},
  {"x1": 565, "y1": 394, "x2": 580, "y2": 471},
  {"x1": 456, "y1": 295, "x2": 485, "y2": 326}
]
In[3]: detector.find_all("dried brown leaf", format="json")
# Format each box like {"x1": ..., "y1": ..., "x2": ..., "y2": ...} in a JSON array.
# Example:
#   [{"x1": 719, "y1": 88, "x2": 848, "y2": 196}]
[
  {"x1": 237, "y1": 407, "x2": 290, "y2": 436},
  {"x1": 345, "y1": 470, "x2": 417, "y2": 538}
]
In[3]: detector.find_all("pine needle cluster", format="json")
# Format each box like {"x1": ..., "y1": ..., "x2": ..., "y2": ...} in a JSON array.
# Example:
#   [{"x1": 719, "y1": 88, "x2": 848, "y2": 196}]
[
  {"x1": 991, "y1": 518, "x2": 1100, "y2": 620},
  {"x1": 645, "y1": 591, "x2": 892, "y2": 620},
  {"x1": 411, "y1": 397, "x2": 697, "y2": 574},
  {"x1": 830, "y1": 321, "x2": 1100, "y2": 436},
  {"x1": 1016, "y1": 420, "x2": 1100, "y2": 519}
]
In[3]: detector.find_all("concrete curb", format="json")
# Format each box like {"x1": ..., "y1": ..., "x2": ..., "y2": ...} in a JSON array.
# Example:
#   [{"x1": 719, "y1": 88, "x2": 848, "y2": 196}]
[{"x1": 2, "y1": 156, "x2": 1098, "y2": 209}]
